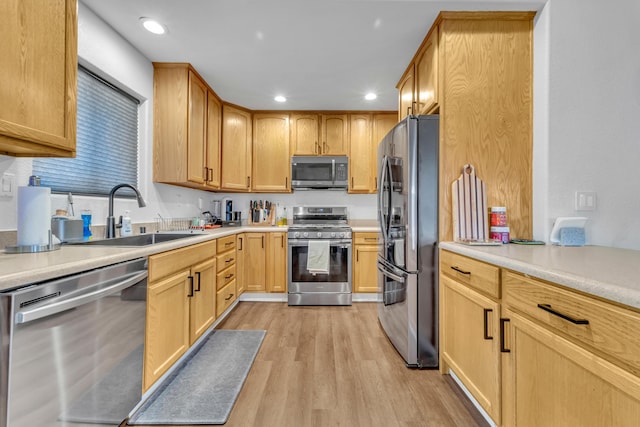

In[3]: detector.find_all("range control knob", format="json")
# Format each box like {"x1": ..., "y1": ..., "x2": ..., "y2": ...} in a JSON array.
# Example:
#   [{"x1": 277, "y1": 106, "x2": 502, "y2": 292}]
[
  {"x1": 293, "y1": 232, "x2": 300, "y2": 238},
  {"x1": 338, "y1": 232, "x2": 344, "y2": 238},
  {"x1": 303, "y1": 232, "x2": 309, "y2": 238},
  {"x1": 315, "y1": 232, "x2": 321, "y2": 238},
  {"x1": 330, "y1": 232, "x2": 336, "y2": 238}
]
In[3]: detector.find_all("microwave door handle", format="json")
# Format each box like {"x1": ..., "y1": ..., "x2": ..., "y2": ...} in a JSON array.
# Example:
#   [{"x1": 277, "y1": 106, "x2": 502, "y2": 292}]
[
  {"x1": 15, "y1": 270, "x2": 148, "y2": 324},
  {"x1": 331, "y1": 158, "x2": 336, "y2": 184}
]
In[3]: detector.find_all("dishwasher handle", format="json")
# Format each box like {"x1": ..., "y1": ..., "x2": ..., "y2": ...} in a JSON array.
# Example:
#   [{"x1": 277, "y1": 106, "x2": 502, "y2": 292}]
[{"x1": 15, "y1": 270, "x2": 148, "y2": 324}]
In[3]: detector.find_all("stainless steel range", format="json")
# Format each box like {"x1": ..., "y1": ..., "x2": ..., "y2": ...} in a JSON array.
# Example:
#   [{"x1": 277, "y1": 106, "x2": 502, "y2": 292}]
[{"x1": 287, "y1": 206, "x2": 352, "y2": 306}]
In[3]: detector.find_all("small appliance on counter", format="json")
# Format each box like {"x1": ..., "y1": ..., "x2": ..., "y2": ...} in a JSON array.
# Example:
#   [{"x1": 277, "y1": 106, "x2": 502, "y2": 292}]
[{"x1": 51, "y1": 216, "x2": 84, "y2": 242}]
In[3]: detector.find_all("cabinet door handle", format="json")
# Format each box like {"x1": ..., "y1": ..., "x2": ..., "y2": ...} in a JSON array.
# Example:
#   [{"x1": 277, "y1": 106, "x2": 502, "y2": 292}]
[
  {"x1": 238, "y1": 237, "x2": 243, "y2": 251},
  {"x1": 323, "y1": 141, "x2": 328, "y2": 153},
  {"x1": 262, "y1": 235, "x2": 264, "y2": 248},
  {"x1": 208, "y1": 167, "x2": 214, "y2": 182},
  {"x1": 204, "y1": 166, "x2": 209, "y2": 182},
  {"x1": 195, "y1": 271, "x2": 201, "y2": 292},
  {"x1": 285, "y1": 177, "x2": 288, "y2": 188},
  {"x1": 356, "y1": 248, "x2": 359, "y2": 262},
  {"x1": 187, "y1": 276, "x2": 194, "y2": 297},
  {"x1": 537, "y1": 304, "x2": 589, "y2": 325},
  {"x1": 315, "y1": 141, "x2": 320, "y2": 154},
  {"x1": 247, "y1": 176, "x2": 251, "y2": 188},
  {"x1": 351, "y1": 177, "x2": 354, "y2": 188},
  {"x1": 500, "y1": 318, "x2": 511, "y2": 353},
  {"x1": 483, "y1": 308, "x2": 493, "y2": 340},
  {"x1": 451, "y1": 266, "x2": 471, "y2": 275},
  {"x1": 281, "y1": 236, "x2": 284, "y2": 248},
  {"x1": 225, "y1": 293, "x2": 234, "y2": 301}
]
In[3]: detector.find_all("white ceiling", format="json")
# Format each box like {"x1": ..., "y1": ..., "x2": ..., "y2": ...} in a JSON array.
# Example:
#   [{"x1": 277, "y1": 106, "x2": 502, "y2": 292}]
[{"x1": 81, "y1": 0, "x2": 545, "y2": 111}]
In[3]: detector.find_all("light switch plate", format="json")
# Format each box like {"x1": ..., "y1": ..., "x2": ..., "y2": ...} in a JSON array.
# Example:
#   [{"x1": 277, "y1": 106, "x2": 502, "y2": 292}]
[
  {"x1": 575, "y1": 191, "x2": 596, "y2": 211},
  {"x1": 0, "y1": 173, "x2": 15, "y2": 197}
]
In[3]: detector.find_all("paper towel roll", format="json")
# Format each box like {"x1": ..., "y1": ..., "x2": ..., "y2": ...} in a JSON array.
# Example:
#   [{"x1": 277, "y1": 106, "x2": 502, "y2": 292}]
[{"x1": 17, "y1": 186, "x2": 51, "y2": 246}]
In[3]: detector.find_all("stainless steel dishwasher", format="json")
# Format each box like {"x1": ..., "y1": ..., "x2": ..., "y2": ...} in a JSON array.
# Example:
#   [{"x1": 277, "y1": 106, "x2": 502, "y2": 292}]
[{"x1": 0, "y1": 258, "x2": 148, "y2": 427}]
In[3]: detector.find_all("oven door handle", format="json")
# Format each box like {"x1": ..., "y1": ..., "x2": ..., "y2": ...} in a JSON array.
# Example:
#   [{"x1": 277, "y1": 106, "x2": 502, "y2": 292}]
[
  {"x1": 288, "y1": 239, "x2": 351, "y2": 247},
  {"x1": 15, "y1": 270, "x2": 148, "y2": 324}
]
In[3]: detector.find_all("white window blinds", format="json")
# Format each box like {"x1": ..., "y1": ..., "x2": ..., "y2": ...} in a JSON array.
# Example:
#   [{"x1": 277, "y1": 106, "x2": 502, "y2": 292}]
[{"x1": 33, "y1": 66, "x2": 140, "y2": 197}]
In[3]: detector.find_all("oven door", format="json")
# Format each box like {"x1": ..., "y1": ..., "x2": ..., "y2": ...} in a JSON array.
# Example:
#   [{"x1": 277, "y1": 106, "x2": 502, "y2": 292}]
[{"x1": 288, "y1": 239, "x2": 352, "y2": 293}]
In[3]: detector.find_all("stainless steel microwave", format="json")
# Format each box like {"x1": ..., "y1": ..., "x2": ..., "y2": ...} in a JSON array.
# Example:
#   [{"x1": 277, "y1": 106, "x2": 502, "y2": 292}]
[{"x1": 291, "y1": 156, "x2": 348, "y2": 190}]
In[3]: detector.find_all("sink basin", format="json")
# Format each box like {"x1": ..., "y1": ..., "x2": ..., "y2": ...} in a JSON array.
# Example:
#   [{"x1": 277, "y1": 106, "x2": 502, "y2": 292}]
[{"x1": 69, "y1": 233, "x2": 202, "y2": 247}]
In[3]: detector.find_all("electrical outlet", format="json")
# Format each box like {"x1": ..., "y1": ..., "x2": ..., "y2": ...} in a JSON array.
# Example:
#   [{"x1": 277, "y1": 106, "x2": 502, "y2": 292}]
[{"x1": 575, "y1": 191, "x2": 597, "y2": 211}]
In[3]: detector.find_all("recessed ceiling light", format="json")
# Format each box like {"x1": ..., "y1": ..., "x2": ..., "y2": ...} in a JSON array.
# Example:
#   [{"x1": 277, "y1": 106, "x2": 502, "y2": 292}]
[
  {"x1": 274, "y1": 95, "x2": 287, "y2": 103},
  {"x1": 139, "y1": 17, "x2": 167, "y2": 35},
  {"x1": 365, "y1": 93, "x2": 377, "y2": 101}
]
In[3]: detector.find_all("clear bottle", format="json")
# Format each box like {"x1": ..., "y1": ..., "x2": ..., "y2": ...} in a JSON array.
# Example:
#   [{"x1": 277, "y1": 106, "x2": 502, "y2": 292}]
[{"x1": 121, "y1": 210, "x2": 133, "y2": 236}]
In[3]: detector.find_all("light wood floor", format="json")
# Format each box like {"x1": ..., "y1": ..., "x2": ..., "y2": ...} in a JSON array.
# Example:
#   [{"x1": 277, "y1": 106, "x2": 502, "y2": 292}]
[{"x1": 128, "y1": 302, "x2": 488, "y2": 427}]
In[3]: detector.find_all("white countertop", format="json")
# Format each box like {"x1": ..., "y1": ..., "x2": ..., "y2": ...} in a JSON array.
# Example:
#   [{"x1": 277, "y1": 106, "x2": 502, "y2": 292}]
[
  {"x1": 440, "y1": 242, "x2": 640, "y2": 311},
  {"x1": 349, "y1": 219, "x2": 379, "y2": 232},
  {"x1": 0, "y1": 225, "x2": 286, "y2": 292}
]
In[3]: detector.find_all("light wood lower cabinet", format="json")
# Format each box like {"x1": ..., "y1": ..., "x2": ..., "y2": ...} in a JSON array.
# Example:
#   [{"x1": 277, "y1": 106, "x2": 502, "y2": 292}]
[
  {"x1": 144, "y1": 240, "x2": 217, "y2": 391},
  {"x1": 241, "y1": 233, "x2": 266, "y2": 292},
  {"x1": 352, "y1": 232, "x2": 380, "y2": 293},
  {"x1": 216, "y1": 234, "x2": 238, "y2": 316},
  {"x1": 237, "y1": 232, "x2": 287, "y2": 293},
  {"x1": 266, "y1": 232, "x2": 287, "y2": 293},
  {"x1": 440, "y1": 250, "x2": 501, "y2": 424}
]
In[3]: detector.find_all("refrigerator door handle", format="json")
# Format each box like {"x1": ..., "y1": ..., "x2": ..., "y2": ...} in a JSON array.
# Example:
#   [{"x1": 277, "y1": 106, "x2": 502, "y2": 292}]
[{"x1": 377, "y1": 156, "x2": 391, "y2": 241}]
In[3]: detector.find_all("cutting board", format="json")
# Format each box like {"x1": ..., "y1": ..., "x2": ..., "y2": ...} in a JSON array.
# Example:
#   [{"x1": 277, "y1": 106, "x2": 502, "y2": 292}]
[{"x1": 452, "y1": 164, "x2": 488, "y2": 242}]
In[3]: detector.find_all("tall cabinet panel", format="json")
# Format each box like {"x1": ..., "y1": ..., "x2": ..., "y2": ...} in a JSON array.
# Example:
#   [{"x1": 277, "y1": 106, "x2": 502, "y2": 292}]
[
  {"x1": 252, "y1": 113, "x2": 290, "y2": 192},
  {"x1": 0, "y1": 0, "x2": 77, "y2": 157},
  {"x1": 206, "y1": 92, "x2": 222, "y2": 189},
  {"x1": 221, "y1": 104, "x2": 252, "y2": 191}
]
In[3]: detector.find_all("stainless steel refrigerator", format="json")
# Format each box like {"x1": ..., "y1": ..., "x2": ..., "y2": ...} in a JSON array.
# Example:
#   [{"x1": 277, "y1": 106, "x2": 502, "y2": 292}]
[{"x1": 377, "y1": 115, "x2": 439, "y2": 368}]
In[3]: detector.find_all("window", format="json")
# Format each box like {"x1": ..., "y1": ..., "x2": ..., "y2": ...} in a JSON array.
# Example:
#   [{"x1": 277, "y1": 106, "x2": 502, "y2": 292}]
[{"x1": 33, "y1": 66, "x2": 140, "y2": 197}]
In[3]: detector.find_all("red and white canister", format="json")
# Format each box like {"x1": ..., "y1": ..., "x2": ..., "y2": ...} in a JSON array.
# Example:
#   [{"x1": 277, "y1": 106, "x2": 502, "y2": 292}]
[
  {"x1": 490, "y1": 226, "x2": 510, "y2": 243},
  {"x1": 490, "y1": 207, "x2": 508, "y2": 227}
]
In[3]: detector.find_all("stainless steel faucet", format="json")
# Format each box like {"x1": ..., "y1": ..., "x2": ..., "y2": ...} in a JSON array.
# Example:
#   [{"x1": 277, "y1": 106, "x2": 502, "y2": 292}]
[{"x1": 106, "y1": 184, "x2": 146, "y2": 238}]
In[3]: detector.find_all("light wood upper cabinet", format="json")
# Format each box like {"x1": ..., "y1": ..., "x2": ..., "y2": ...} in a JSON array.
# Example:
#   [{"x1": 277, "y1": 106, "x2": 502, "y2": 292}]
[
  {"x1": 398, "y1": 12, "x2": 534, "y2": 240},
  {"x1": 371, "y1": 113, "x2": 397, "y2": 190},
  {"x1": 415, "y1": 26, "x2": 438, "y2": 114},
  {"x1": 266, "y1": 232, "x2": 287, "y2": 293},
  {"x1": 221, "y1": 104, "x2": 252, "y2": 191},
  {"x1": 0, "y1": 0, "x2": 77, "y2": 157},
  {"x1": 252, "y1": 113, "x2": 290, "y2": 192},
  {"x1": 291, "y1": 114, "x2": 320, "y2": 155},
  {"x1": 397, "y1": 65, "x2": 415, "y2": 121},
  {"x1": 153, "y1": 63, "x2": 222, "y2": 190},
  {"x1": 348, "y1": 114, "x2": 373, "y2": 193},
  {"x1": 321, "y1": 114, "x2": 348, "y2": 155},
  {"x1": 206, "y1": 92, "x2": 222, "y2": 189}
]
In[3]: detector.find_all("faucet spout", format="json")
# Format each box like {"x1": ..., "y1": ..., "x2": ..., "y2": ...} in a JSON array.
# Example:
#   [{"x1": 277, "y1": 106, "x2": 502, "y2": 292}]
[{"x1": 106, "y1": 184, "x2": 146, "y2": 238}]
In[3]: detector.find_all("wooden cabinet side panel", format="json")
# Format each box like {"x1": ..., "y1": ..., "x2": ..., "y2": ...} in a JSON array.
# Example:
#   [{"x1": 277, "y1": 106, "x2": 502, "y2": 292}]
[
  {"x1": 235, "y1": 233, "x2": 246, "y2": 295},
  {"x1": 397, "y1": 66, "x2": 415, "y2": 121},
  {"x1": 206, "y1": 92, "x2": 222, "y2": 188},
  {"x1": 252, "y1": 113, "x2": 290, "y2": 192},
  {"x1": 0, "y1": 0, "x2": 77, "y2": 154},
  {"x1": 438, "y1": 17, "x2": 533, "y2": 241},
  {"x1": 415, "y1": 27, "x2": 439, "y2": 114}
]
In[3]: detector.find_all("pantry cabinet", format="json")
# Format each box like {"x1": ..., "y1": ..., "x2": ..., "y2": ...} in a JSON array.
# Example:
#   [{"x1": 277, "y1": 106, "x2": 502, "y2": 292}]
[
  {"x1": 352, "y1": 232, "x2": 380, "y2": 293},
  {"x1": 153, "y1": 63, "x2": 223, "y2": 190},
  {"x1": 439, "y1": 250, "x2": 502, "y2": 424},
  {"x1": 252, "y1": 113, "x2": 290, "y2": 192},
  {"x1": 221, "y1": 104, "x2": 252, "y2": 191},
  {"x1": 144, "y1": 240, "x2": 217, "y2": 391},
  {"x1": 0, "y1": 0, "x2": 77, "y2": 157},
  {"x1": 398, "y1": 12, "x2": 534, "y2": 240}
]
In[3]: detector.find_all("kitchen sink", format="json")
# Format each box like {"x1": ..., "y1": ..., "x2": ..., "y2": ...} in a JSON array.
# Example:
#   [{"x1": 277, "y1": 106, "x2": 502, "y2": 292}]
[{"x1": 69, "y1": 233, "x2": 202, "y2": 247}]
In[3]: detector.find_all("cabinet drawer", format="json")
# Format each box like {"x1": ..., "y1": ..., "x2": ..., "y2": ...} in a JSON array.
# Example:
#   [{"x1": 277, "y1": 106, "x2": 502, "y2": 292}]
[
  {"x1": 149, "y1": 240, "x2": 217, "y2": 282},
  {"x1": 216, "y1": 279, "x2": 237, "y2": 316},
  {"x1": 504, "y1": 270, "x2": 640, "y2": 376},
  {"x1": 354, "y1": 232, "x2": 380, "y2": 245},
  {"x1": 217, "y1": 265, "x2": 237, "y2": 290},
  {"x1": 217, "y1": 235, "x2": 236, "y2": 253},
  {"x1": 440, "y1": 250, "x2": 500, "y2": 298},
  {"x1": 216, "y1": 250, "x2": 236, "y2": 272}
]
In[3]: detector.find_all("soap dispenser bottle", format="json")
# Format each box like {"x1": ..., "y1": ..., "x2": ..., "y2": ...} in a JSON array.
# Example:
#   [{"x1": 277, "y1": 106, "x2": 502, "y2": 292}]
[{"x1": 121, "y1": 210, "x2": 133, "y2": 236}]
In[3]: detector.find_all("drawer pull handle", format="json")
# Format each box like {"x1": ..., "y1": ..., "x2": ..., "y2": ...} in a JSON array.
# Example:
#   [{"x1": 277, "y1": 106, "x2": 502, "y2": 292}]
[
  {"x1": 364, "y1": 237, "x2": 378, "y2": 241},
  {"x1": 483, "y1": 308, "x2": 493, "y2": 340},
  {"x1": 500, "y1": 318, "x2": 511, "y2": 353},
  {"x1": 225, "y1": 293, "x2": 234, "y2": 301},
  {"x1": 537, "y1": 304, "x2": 589, "y2": 325},
  {"x1": 225, "y1": 241, "x2": 234, "y2": 246},
  {"x1": 225, "y1": 274, "x2": 234, "y2": 280},
  {"x1": 451, "y1": 266, "x2": 471, "y2": 275},
  {"x1": 225, "y1": 258, "x2": 234, "y2": 263}
]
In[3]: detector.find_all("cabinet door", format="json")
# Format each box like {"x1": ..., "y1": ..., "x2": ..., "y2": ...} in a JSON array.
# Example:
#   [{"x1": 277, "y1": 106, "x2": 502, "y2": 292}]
[
  {"x1": 144, "y1": 270, "x2": 191, "y2": 391},
  {"x1": 244, "y1": 233, "x2": 266, "y2": 292},
  {"x1": 397, "y1": 65, "x2": 415, "y2": 121},
  {"x1": 353, "y1": 245, "x2": 379, "y2": 293},
  {"x1": 221, "y1": 105, "x2": 252, "y2": 191},
  {"x1": 348, "y1": 114, "x2": 373, "y2": 193},
  {"x1": 502, "y1": 310, "x2": 640, "y2": 427},
  {"x1": 236, "y1": 233, "x2": 246, "y2": 295},
  {"x1": 252, "y1": 113, "x2": 290, "y2": 192},
  {"x1": 321, "y1": 114, "x2": 348, "y2": 155},
  {"x1": 415, "y1": 27, "x2": 438, "y2": 114},
  {"x1": 371, "y1": 114, "x2": 397, "y2": 192},
  {"x1": 266, "y1": 232, "x2": 287, "y2": 293},
  {"x1": 206, "y1": 91, "x2": 222, "y2": 189},
  {"x1": 0, "y1": 0, "x2": 77, "y2": 156},
  {"x1": 290, "y1": 114, "x2": 320, "y2": 155},
  {"x1": 440, "y1": 275, "x2": 501, "y2": 424},
  {"x1": 187, "y1": 71, "x2": 207, "y2": 184},
  {"x1": 189, "y1": 258, "x2": 216, "y2": 344}
]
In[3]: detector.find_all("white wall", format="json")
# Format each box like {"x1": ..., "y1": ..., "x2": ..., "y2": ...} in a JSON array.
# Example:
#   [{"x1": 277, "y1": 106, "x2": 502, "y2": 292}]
[
  {"x1": 0, "y1": 3, "x2": 379, "y2": 235},
  {"x1": 538, "y1": 0, "x2": 640, "y2": 249}
]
